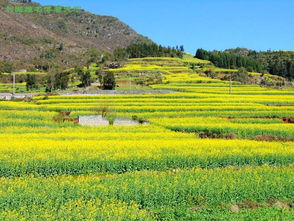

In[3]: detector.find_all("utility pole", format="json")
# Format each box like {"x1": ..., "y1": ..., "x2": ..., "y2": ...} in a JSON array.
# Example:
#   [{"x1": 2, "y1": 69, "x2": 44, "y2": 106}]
[
  {"x1": 229, "y1": 72, "x2": 232, "y2": 95},
  {"x1": 228, "y1": 63, "x2": 232, "y2": 95},
  {"x1": 12, "y1": 74, "x2": 16, "y2": 95}
]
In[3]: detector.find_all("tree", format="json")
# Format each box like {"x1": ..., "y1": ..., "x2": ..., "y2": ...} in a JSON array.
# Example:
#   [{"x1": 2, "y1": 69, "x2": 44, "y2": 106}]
[
  {"x1": 113, "y1": 43, "x2": 184, "y2": 60},
  {"x1": 113, "y1": 48, "x2": 129, "y2": 61},
  {"x1": 96, "y1": 70, "x2": 116, "y2": 90},
  {"x1": 180, "y1": 45, "x2": 185, "y2": 52},
  {"x1": 45, "y1": 68, "x2": 69, "y2": 92},
  {"x1": 78, "y1": 69, "x2": 91, "y2": 88},
  {"x1": 195, "y1": 49, "x2": 209, "y2": 60},
  {"x1": 195, "y1": 48, "x2": 264, "y2": 74},
  {"x1": 54, "y1": 72, "x2": 69, "y2": 90},
  {"x1": 26, "y1": 74, "x2": 38, "y2": 91},
  {"x1": 45, "y1": 73, "x2": 54, "y2": 92},
  {"x1": 102, "y1": 71, "x2": 116, "y2": 90}
]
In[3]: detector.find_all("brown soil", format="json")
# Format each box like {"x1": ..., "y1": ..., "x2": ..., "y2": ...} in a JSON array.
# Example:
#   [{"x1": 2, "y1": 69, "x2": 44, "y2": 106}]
[
  {"x1": 52, "y1": 111, "x2": 78, "y2": 124},
  {"x1": 199, "y1": 132, "x2": 237, "y2": 140},
  {"x1": 282, "y1": 117, "x2": 294, "y2": 123},
  {"x1": 253, "y1": 135, "x2": 294, "y2": 142},
  {"x1": 228, "y1": 116, "x2": 294, "y2": 123},
  {"x1": 227, "y1": 116, "x2": 279, "y2": 120},
  {"x1": 238, "y1": 201, "x2": 262, "y2": 210},
  {"x1": 229, "y1": 201, "x2": 291, "y2": 213},
  {"x1": 189, "y1": 206, "x2": 207, "y2": 211},
  {"x1": 266, "y1": 104, "x2": 294, "y2": 107},
  {"x1": 272, "y1": 201, "x2": 291, "y2": 209}
]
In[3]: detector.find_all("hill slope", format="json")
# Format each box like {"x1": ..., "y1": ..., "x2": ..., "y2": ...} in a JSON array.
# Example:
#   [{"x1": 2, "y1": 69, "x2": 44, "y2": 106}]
[{"x1": 0, "y1": 1, "x2": 151, "y2": 64}]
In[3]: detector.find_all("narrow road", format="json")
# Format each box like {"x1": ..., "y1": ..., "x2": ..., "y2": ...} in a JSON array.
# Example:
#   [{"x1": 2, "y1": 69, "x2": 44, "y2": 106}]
[{"x1": 0, "y1": 93, "x2": 36, "y2": 100}]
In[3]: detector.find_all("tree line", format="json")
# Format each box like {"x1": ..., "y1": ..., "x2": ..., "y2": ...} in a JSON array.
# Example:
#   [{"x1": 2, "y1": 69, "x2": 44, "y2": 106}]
[
  {"x1": 195, "y1": 49, "x2": 264, "y2": 73},
  {"x1": 255, "y1": 51, "x2": 294, "y2": 80},
  {"x1": 195, "y1": 48, "x2": 294, "y2": 80},
  {"x1": 114, "y1": 43, "x2": 184, "y2": 60}
]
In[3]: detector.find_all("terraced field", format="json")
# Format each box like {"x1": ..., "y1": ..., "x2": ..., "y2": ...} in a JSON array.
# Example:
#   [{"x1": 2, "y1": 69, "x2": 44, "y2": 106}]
[
  {"x1": 0, "y1": 71, "x2": 47, "y2": 93},
  {"x1": 0, "y1": 83, "x2": 26, "y2": 93},
  {"x1": 0, "y1": 57, "x2": 293, "y2": 220}
]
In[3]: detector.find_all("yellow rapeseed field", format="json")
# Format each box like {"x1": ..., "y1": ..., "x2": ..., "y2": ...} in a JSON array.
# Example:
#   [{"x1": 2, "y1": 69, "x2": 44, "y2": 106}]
[{"x1": 0, "y1": 57, "x2": 293, "y2": 219}]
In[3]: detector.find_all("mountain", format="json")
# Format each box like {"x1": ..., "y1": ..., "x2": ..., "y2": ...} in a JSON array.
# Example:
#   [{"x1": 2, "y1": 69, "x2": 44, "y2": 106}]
[{"x1": 0, "y1": 0, "x2": 151, "y2": 67}]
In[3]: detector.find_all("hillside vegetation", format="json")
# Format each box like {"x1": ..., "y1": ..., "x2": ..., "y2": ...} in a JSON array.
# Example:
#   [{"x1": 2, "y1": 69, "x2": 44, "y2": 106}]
[{"x1": 196, "y1": 48, "x2": 294, "y2": 80}]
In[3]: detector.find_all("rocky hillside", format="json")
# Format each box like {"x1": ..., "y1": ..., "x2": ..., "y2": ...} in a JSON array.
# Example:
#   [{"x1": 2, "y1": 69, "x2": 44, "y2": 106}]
[{"x1": 0, "y1": 0, "x2": 151, "y2": 65}]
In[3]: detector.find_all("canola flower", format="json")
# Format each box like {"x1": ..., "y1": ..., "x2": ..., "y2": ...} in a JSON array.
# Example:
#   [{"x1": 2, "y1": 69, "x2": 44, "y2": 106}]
[
  {"x1": 151, "y1": 117, "x2": 294, "y2": 139},
  {"x1": 0, "y1": 128, "x2": 293, "y2": 176},
  {"x1": 0, "y1": 56, "x2": 294, "y2": 220},
  {"x1": 0, "y1": 166, "x2": 293, "y2": 220}
]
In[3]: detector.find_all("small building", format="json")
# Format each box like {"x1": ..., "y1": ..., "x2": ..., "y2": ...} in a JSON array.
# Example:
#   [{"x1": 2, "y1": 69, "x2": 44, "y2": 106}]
[{"x1": 18, "y1": 69, "x2": 27, "y2": 73}]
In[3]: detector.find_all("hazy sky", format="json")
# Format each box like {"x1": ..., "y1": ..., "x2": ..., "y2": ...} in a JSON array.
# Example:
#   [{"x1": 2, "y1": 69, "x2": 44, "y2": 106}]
[{"x1": 37, "y1": 0, "x2": 294, "y2": 53}]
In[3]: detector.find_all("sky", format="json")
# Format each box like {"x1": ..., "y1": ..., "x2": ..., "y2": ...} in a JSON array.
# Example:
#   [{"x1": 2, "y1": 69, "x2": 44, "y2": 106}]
[{"x1": 37, "y1": 0, "x2": 294, "y2": 54}]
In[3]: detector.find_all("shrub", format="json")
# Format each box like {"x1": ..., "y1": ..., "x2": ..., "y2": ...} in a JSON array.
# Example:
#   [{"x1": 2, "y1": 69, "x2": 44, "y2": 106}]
[
  {"x1": 97, "y1": 70, "x2": 116, "y2": 90},
  {"x1": 26, "y1": 74, "x2": 39, "y2": 91}
]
